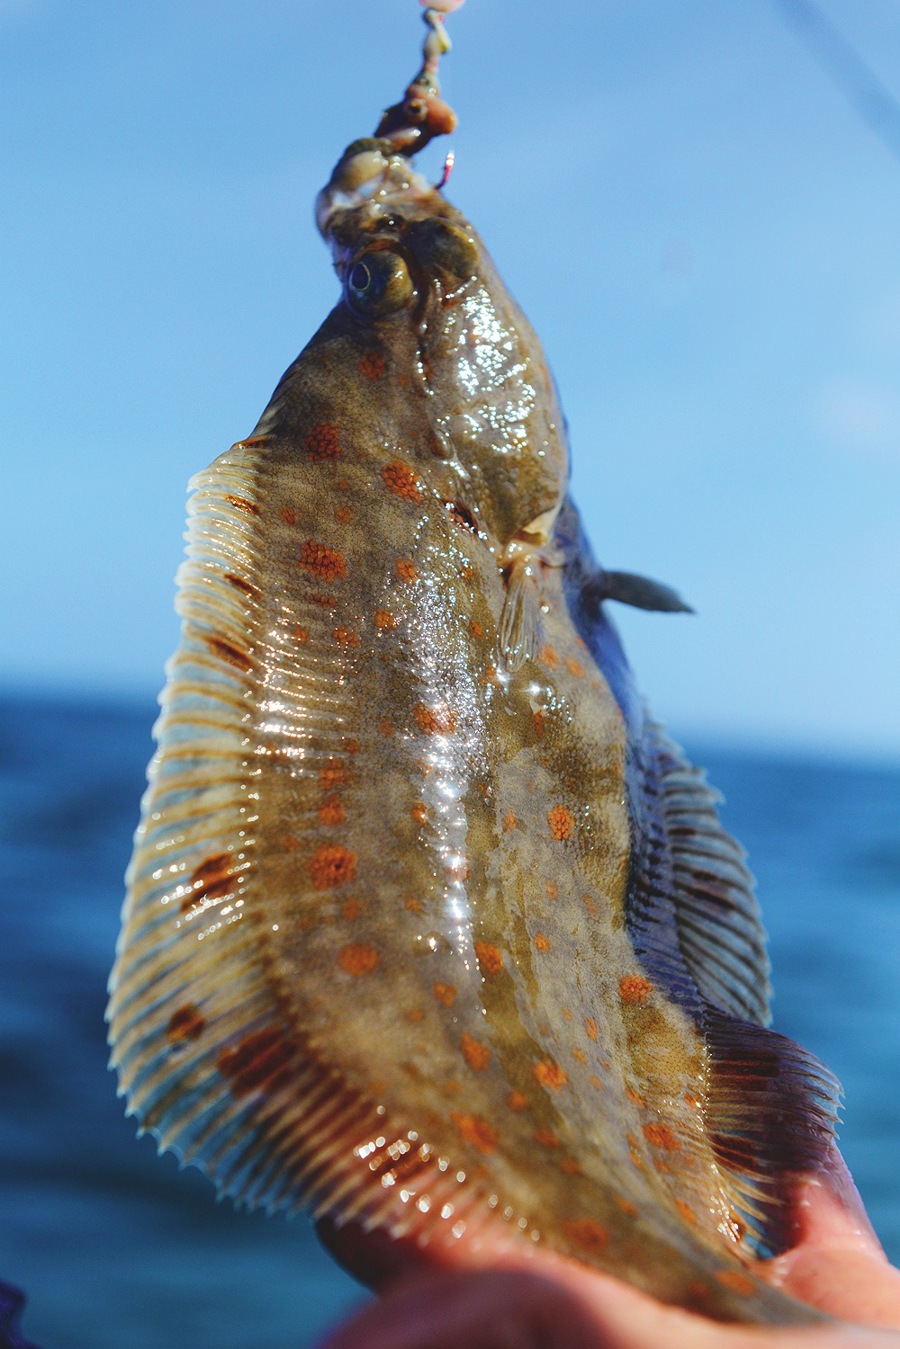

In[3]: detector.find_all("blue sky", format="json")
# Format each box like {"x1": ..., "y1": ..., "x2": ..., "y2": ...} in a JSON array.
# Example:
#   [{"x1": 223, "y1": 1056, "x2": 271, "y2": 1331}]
[{"x1": 2, "y1": 0, "x2": 899, "y2": 757}]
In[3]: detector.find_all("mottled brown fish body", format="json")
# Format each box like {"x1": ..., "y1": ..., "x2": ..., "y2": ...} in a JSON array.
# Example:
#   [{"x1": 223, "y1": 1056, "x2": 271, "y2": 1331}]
[{"x1": 109, "y1": 139, "x2": 838, "y2": 1325}]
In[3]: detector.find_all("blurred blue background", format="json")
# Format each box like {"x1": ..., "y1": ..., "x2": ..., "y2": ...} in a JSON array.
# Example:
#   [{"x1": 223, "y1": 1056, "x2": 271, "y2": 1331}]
[{"x1": 1, "y1": 1, "x2": 899, "y2": 1345}]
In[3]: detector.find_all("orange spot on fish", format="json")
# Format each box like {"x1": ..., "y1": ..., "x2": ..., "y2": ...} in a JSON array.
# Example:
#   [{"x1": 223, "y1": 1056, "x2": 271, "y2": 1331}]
[
  {"x1": 299, "y1": 540, "x2": 346, "y2": 582},
  {"x1": 337, "y1": 942, "x2": 380, "y2": 977},
  {"x1": 309, "y1": 592, "x2": 337, "y2": 608},
  {"x1": 282, "y1": 834, "x2": 301, "y2": 853},
  {"x1": 280, "y1": 506, "x2": 297, "y2": 526},
  {"x1": 378, "y1": 717, "x2": 394, "y2": 737},
  {"x1": 562, "y1": 1219, "x2": 608, "y2": 1255},
  {"x1": 532, "y1": 1060, "x2": 567, "y2": 1092},
  {"x1": 305, "y1": 423, "x2": 343, "y2": 460},
  {"x1": 433, "y1": 982, "x2": 457, "y2": 1008},
  {"x1": 468, "y1": 619, "x2": 483, "y2": 639},
  {"x1": 614, "y1": 1196, "x2": 639, "y2": 1217},
  {"x1": 715, "y1": 1270, "x2": 756, "y2": 1298},
  {"x1": 406, "y1": 897, "x2": 423, "y2": 915},
  {"x1": 590, "y1": 1075, "x2": 604, "y2": 1090},
  {"x1": 242, "y1": 435, "x2": 269, "y2": 448},
  {"x1": 539, "y1": 644, "x2": 559, "y2": 668},
  {"x1": 224, "y1": 493, "x2": 259, "y2": 516},
  {"x1": 560, "y1": 1158, "x2": 582, "y2": 1176},
  {"x1": 583, "y1": 895, "x2": 599, "y2": 917},
  {"x1": 684, "y1": 1091, "x2": 701, "y2": 1110},
  {"x1": 291, "y1": 624, "x2": 309, "y2": 643},
  {"x1": 218, "y1": 1026, "x2": 297, "y2": 1098},
  {"x1": 533, "y1": 932, "x2": 551, "y2": 952},
  {"x1": 406, "y1": 1008, "x2": 425, "y2": 1023},
  {"x1": 345, "y1": 738, "x2": 360, "y2": 754},
  {"x1": 565, "y1": 657, "x2": 585, "y2": 678},
  {"x1": 341, "y1": 897, "x2": 363, "y2": 921},
  {"x1": 546, "y1": 881, "x2": 559, "y2": 902},
  {"x1": 395, "y1": 558, "x2": 418, "y2": 583},
  {"x1": 460, "y1": 1032, "x2": 491, "y2": 1071},
  {"x1": 206, "y1": 635, "x2": 253, "y2": 672},
  {"x1": 625, "y1": 1087, "x2": 647, "y2": 1108},
  {"x1": 561, "y1": 1007, "x2": 573, "y2": 1022},
  {"x1": 584, "y1": 1017, "x2": 598, "y2": 1041},
  {"x1": 335, "y1": 505, "x2": 355, "y2": 524},
  {"x1": 450, "y1": 1111, "x2": 497, "y2": 1156},
  {"x1": 532, "y1": 708, "x2": 545, "y2": 738},
  {"x1": 502, "y1": 810, "x2": 517, "y2": 832},
  {"x1": 167, "y1": 1004, "x2": 205, "y2": 1042},
  {"x1": 506, "y1": 1091, "x2": 530, "y2": 1112},
  {"x1": 317, "y1": 794, "x2": 346, "y2": 827},
  {"x1": 572, "y1": 1048, "x2": 587, "y2": 1064},
  {"x1": 332, "y1": 626, "x2": 360, "y2": 648},
  {"x1": 676, "y1": 1200, "x2": 697, "y2": 1227},
  {"x1": 548, "y1": 804, "x2": 574, "y2": 841},
  {"x1": 643, "y1": 1122, "x2": 681, "y2": 1152},
  {"x1": 474, "y1": 941, "x2": 503, "y2": 975},
  {"x1": 320, "y1": 760, "x2": 349, "y2": 790},
  {"x1": 414, "y1": 703, "x2": 456, "y2": 735},
  {"x1": 411, "y1": 801, "x2": 427, "y2": 824},
  {"x1": 626, "y1": 1133, "x2": 644, "y2": 1168},
  {"x1": 374, "y1": 608, "x2": 397, "y2": 630},
  {"x1": 534, "y1": 1128, "x2": 561, "y2": 1148},
  {"x1": 381, "y1": 460, "x2": 424, "y2": 502},
  {"x1": 619, "y1": 975, "x2": 653, "y2": 1005},
  {"x1": 307, "y1": 844, "x2": 357, "y2": 890},
  {"x1": 358, "y1": 350, "x2": 386, "y2": 380}
]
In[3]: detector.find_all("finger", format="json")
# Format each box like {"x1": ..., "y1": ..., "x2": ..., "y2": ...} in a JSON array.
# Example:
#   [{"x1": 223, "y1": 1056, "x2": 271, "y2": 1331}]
[
  {"x1": 765, "y1": 1153, "x2": 900, "y2": 1329},
  {"x1": 317, "y1": 1264, "x2": 703, "y2": 1349},
  {"x1": 318, "y1": 1258, "x2": 894, "y2": 1349}
]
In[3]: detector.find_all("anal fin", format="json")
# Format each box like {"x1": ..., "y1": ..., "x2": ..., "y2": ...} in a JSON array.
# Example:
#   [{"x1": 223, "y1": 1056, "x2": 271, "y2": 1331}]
[{"x1": 703, "y1": 1005, "x2": 841, "y2": 1258}]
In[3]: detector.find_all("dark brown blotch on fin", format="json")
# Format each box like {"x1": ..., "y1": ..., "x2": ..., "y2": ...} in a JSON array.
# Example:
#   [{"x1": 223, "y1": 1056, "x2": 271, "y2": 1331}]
[
  {"x1": 223, "y1": 493, "x2": 260, "y2": 516},
  {"x1": 167, "y1": 1004, "x2": 205, "y2": 1043},
  {"x1": 217, "y1": 1026, "x2": 300, "y2": 1099},
  {"x1": 223, "y1": 572, "x2": 261, "y2": 601},
  {"x1": 181, "y1": 853, "x2": 236, "y2": 912},
  {"x1": 205, "y1": 636, "x2": 254, "y2": 672}
]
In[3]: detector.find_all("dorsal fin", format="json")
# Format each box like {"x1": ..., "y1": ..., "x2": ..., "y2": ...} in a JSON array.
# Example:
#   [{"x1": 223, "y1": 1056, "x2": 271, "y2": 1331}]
[
  {"x1": 649, "y1": 723, "x2": 772, "y2": 1027},
  {"x1": 634, "y1": 727, "x2": 840, "y2": 1258}
]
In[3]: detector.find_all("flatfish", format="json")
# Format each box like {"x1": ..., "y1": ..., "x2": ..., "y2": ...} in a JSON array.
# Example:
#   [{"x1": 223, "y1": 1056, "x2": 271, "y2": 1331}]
[{"x1": 108, "y1": 2, "x2": 840, "y2": 1325}]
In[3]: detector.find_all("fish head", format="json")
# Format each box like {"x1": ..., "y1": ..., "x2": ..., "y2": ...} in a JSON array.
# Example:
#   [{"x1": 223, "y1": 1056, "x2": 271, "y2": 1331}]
[{"x1": 315, "y1": 138, "x2": 569, "y2": 554}]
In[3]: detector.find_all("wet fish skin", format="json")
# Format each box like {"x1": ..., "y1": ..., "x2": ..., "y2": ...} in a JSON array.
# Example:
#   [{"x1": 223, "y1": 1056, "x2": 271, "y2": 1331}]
[{"x1": 108, "y1": 136, "x2": 841, "y2": 1328}]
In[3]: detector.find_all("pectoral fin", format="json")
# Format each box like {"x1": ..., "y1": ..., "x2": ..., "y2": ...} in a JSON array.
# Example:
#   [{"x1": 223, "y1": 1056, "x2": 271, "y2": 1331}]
[
  {"x1": 499, "y1": 560, "x2": 543, "y2": 671},
  {"x1": 585, "y1": 569, "x2": 693, "y2": 614}
]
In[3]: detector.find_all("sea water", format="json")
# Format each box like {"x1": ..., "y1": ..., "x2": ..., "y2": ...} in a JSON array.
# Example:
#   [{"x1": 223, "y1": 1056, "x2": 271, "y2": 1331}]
[{"x1": 1, "y1": 692, "x2": 899, "y2": 1349}]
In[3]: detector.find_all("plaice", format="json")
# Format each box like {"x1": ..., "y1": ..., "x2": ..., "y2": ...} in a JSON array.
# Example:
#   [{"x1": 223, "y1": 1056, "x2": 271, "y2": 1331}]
[{"x1": 107, "y1": 3, "x2": 841, "y2": 1325}]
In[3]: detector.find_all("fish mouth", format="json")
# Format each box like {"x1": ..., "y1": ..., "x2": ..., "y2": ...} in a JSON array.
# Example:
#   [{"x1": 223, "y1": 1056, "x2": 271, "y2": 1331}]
[
  {"x1": 315, "y1": 139, "x2": 439, "y2": 240},
  {"x1": 316, "y1": 4, "x2": 462, "y2": 241}
]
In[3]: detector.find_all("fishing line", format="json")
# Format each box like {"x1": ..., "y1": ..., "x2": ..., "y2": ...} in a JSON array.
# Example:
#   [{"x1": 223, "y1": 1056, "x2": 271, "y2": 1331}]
[{"x1": 770, "y1": 0, "x2": 900, "y2": 164}]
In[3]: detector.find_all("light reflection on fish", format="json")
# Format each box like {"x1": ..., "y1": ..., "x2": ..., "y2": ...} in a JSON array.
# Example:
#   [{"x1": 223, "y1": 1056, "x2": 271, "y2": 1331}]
[{"x1": 108, "y1": 3, "x2": 840, "y2": 1326}]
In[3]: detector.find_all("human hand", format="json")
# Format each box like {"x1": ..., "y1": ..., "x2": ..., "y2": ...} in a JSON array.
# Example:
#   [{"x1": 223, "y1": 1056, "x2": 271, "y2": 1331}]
[{"x1": 317, "y1": 1151, "x2": 900, "y2": 1348}]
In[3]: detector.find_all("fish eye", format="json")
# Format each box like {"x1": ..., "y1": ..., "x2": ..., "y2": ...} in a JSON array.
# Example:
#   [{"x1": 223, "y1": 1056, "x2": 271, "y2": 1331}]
[{"x1": 345, "y1": 251, "x2": 415, "y2": 317}]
